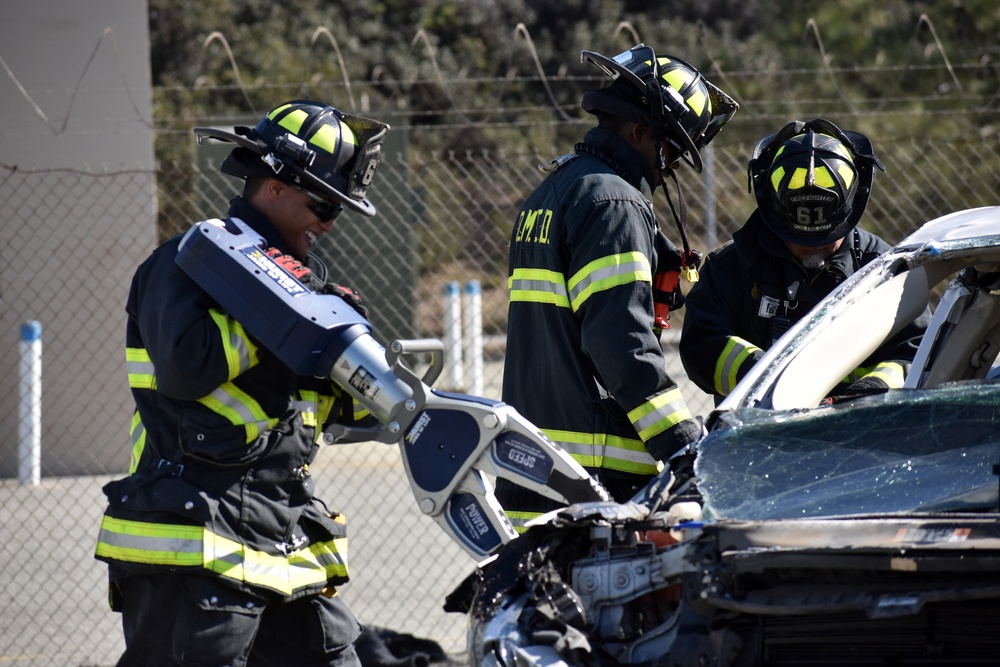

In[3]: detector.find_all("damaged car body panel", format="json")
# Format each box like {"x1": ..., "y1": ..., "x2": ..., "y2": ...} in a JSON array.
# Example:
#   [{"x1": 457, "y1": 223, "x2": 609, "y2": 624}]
[{"x1": 454, "y1": 207, "x2": 1000, "y2": 666}]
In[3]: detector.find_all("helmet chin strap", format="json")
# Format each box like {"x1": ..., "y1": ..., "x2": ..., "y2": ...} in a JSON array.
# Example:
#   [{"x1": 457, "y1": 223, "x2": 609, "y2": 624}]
[{"x1": 657, "y1": 142, "x2": 701, "y2": 281}]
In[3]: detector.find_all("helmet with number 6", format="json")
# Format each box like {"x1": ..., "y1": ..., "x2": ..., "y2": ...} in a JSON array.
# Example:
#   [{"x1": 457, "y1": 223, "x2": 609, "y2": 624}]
[
  {"x1": 748, "y1": 118, "x2": 886, "y2": 246},
  {"x1": 194, "y1": 100, "x2": 390, "y2": 216}
]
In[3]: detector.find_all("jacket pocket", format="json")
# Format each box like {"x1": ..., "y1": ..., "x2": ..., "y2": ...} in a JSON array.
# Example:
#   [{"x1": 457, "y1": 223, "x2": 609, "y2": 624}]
[
  {"x1": 103, "y1": 472, "x2": 218, "y2": 525},
  {"x1": 179, "y1": 405, "x2": 272, "y2": 466},
  {"x1": 298, "y1": 501, "x2": 348, "y2": 542}
]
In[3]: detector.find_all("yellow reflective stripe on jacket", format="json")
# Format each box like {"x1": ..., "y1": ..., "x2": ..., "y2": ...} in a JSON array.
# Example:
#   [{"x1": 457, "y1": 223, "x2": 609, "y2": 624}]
[
  {"x1": 126, "y1": 348, "x2": 156, "y2": 390},
  {"x1": 505, "y1": 510, "x2": 543, "y2": 535},
  {"x1": 864, "y1": 361, "x2": 906, "y2": 387},
  {"x1": 96, "y1": 516, "x2": 349, "y2": 597},
  {"x1": 197, "y1": 382, "x2": 279, "y2": 444},
  {"x1": 208, "y1": 308, "x2": 260, "y2": 380},
  {"x1": 508, "y1": 268, "x2": 571, "y2": 308},
  {"x1": 352, "y1": 398, "x2": 370, "y2": 421},
  {"x1": 542, "y1": 428, "x2": 659, "y2": 476},
  {"x1": 714, "y1": 336, "x2": 763, "y2": 396},
  {"x1": 844, "y1": 360, "x2": 906, "y2": 388},
  {"x1": 204, "y1": 532, "x2": 348, "y2": 595},
  {"x1": 567, "y1": 251, "x2": 651, "y2": 312},
  {"x1": 128, "y1": 411, "x2": 146, "y2": 474},
  {"x1": 95, "y1": 516, "x2": 204, "y2": 566},
  {"x1": 296, "y1": 391, "x2": 321, "y2": 429},
  {"x1": 627, "y1": 388, "x2": 692, "y2": 442}
]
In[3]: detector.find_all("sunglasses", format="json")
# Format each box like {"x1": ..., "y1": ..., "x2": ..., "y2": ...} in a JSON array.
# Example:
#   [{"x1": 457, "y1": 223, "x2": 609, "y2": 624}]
[{"x1": 295, "y1": 186, "x2": 344, "y2": 223}]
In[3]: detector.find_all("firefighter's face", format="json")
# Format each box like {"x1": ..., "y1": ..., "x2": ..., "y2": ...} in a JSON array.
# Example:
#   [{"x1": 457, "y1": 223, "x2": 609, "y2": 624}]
[
  {"x1": 784, "y1": 238, "x2": 844, "y2": 270},
  {"x1": 266, "y1": 180, "x2": 342, "y2": 259}
]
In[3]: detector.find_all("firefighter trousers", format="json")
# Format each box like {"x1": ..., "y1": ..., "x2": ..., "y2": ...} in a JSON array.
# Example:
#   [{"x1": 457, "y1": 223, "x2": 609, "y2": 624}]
[{"x1": 114, "y1": 573, "x2": 362, "y2": 667}]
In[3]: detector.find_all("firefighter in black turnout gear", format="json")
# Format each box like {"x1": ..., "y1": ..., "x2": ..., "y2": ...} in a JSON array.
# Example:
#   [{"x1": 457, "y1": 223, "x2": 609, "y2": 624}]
[
  {"x1": 95, "y1": 100, "x2": 389, "y2": 667},
  {"x1": 497, "y1": 44, "x2": 739, "y2": 531},
  {"x1": 681, "y1": 119, "x2": 928, "y2": 403}
]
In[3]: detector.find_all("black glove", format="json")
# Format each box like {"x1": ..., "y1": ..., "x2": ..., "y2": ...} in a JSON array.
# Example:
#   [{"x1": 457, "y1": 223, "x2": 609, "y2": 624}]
[
  {"x1": 321, "y1": 282, "x2": 369, "y2": 319},
  {"x1": 265, "y1": 248, "x2": 312, "y2": 282},
  {"x1": 265, "y1": 248, "x2": 369, "y2": 319}
]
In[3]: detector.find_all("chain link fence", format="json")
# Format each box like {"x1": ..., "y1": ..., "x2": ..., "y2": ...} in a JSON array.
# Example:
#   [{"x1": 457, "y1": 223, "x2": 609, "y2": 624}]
[{"x1": 1, "y1": 109, "x2": 998, "y2": 664}]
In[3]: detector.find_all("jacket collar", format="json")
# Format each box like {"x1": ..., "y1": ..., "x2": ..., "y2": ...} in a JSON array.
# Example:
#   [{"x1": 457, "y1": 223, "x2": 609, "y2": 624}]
[
  {"x1": 227, "y1": 196, "x2": 290, "y2": 253},
  {"x1": 577, "y1": 127, "x2": 657, "y2": 198},
  {"x1": 735, "y1": 209, "x2": 856, "y2": 276}
]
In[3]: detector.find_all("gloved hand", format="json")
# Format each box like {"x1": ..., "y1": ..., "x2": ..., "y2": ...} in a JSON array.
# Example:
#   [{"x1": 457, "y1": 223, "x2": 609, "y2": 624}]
[
  {"x1": 265, "y1": 248, "x2": 369, "y2": 319},
  {"x1": 845, "y1": 375, "x2": 890, "y2": 394},
  {"x1": 265, "y1": 248, "x2": 312, "y2": 282},
  {"x1": 829, "y1": 374, "x2": 890, "y2": 399},
  {"x1": 321, "y1": 282, "x2": 369, "y2": 319}
]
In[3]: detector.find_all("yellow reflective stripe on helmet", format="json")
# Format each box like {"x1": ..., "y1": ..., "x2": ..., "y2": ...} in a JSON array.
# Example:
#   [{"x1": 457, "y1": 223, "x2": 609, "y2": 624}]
[
  {"x1": 627, "y1": 388, "x2": 692, "y2": 442},
  {"x1": 813, "y1": 166, "x2": 835, "y2": 188},
  {"x1": 268, "y1": 103, "x2": 292, "y2": 120},
  {"x1": 567, "y1": 251, "x2": 651, "y2": 312},
  {"x1": 542, "y1": 428, "x2": 658, "y2": 475},
  {"x1": 96, "y1": 516, "x2": 349, "y2": 596},
  {"x1": 208, "y1": 308, "x2": 259, "y2": 380},
  {"x1": 505, "y1": 510, "x2": 542, "y2": 535},
  {"x1": 838, "y1": 163, "x2": 855, "y2": 188},
  {"x1": 126, "y1": 347, "x2": 156, "y2": 390},
  {"x1": 508, "y1": 268, "x2": 571, "y2": 308},
  {"x1": 128, "y1": 411, "x2": 146, "y2": 474},
  {"x1": 789, "y1": 167, "x2": 808, "y2": 189},
  {"x1": 311, "y1": 122, "x2": 356, "y2": 155},
  {"x1": 277, "y1": 108, "x2": 309, "y2": 135},
  {"x1": 685, "y1": 88, "x2": 708, "y2": 116},
  {"x1": 197, "y1": 382, "x2": 278, "y2": 444},
  {"x1": 715, "y1": 336, "x2": 762, "y2": 396},
  {"x1": 770, "y1": 166, "x2": 785, "y2": 193},
  {"x1": 95, "y1": 516, "x2": 204, "y2": 566}
]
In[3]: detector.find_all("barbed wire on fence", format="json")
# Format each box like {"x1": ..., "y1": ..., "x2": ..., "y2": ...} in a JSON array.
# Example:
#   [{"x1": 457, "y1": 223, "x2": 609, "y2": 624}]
[{"x1": 3, "y1": 14, "x2": 998, "y2": 136}]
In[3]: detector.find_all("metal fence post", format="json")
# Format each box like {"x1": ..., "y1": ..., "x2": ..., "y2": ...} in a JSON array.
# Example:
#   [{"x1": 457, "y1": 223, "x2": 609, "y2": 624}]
[
  {"x1": 443, "y1": 281, "x2": 464, "y2": 390},
  {"x1": 463, "y1": 280, "x2": 484, "y2": 396},
  {"x1": 19, "y1": 320, "x2": 42, "y2": 487}
]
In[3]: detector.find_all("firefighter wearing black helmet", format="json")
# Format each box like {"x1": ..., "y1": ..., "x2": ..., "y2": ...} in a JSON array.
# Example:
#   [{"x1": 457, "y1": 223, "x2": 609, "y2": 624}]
[
  {"x1": 680, "y1": 119, "x2": 928, "y2": 404},
  {"x1": 95, "y1": 100, "x2": 389, "y2": 666},
  {"x1": 497, "y1": 44, "x2": 739, "y2": 531}
]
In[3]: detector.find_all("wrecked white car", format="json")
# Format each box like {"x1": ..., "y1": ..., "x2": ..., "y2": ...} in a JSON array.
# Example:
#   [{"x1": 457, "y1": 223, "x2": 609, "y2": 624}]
[{"x1": 448, "y1": 206, "x2": 1000, "y2": 666}]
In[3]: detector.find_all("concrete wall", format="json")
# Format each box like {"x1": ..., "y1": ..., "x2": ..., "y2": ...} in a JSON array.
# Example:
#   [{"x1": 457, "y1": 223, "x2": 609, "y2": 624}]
[{"x1": 0, "y1": 0, "x2": 155, "y2": 475}]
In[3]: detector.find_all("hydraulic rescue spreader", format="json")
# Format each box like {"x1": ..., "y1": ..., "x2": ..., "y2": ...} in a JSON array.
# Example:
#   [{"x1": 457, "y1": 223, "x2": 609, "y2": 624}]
[{"x1": 175, "y1": 217, "x2": 610, "y2": 559}]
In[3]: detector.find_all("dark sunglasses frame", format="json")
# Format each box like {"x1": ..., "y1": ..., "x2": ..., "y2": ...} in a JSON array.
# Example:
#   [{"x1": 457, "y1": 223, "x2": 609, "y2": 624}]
[{"x1": 296, "y1": 186, "x2": 344, "y2": 223}]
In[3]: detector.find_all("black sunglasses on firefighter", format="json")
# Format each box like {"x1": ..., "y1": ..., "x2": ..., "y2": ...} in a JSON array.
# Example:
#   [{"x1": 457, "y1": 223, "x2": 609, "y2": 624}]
[{"x1": 295, "y1": 186, "x2": 344, "y2": 223}]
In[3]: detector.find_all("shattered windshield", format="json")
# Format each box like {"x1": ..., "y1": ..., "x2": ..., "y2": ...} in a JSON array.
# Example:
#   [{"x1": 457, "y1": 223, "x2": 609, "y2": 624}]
[{"x1": 696, "y1": 383, "x2": 1000, "y2": 521}]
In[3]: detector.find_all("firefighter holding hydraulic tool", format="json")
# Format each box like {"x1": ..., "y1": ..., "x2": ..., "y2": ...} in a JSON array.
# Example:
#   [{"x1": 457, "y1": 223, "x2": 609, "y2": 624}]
[
  {"x1": 94, "y1": 100, "x2": 388, "y2": 667},
  {"x1": 95, "y1": 98, "x2": 608, "y2": 667}
]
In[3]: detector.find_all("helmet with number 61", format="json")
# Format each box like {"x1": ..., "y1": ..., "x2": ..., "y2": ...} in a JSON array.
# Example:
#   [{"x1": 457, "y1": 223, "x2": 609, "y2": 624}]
[{"x1": 748, "y1": 118, "x2": 886, "y2": 247}]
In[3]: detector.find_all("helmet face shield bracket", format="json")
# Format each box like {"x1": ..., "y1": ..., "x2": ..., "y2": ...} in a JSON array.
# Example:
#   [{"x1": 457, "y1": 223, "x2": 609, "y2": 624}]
[{"x1": 339, "y1": 113, "x2": 390, "y2": 204}]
